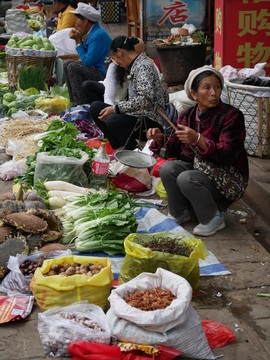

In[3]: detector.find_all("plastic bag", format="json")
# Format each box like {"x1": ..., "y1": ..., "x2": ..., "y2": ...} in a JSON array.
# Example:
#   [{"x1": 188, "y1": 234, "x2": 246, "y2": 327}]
[
  {"x1": 107, "y1": 268, "x2": 214, "y2": 360},
  {"x1": 38, "y1": 301, "x2": 111, "y2": 357},
  {"x1": 155, "y1": 179, "x2": 167, "y2": 199},
  {"x1": 68, "y1": 341, "x2": 181, "y2": 360},
  {"x1": 111, "y1": 166, "x2": 152, "y2": 192},
  {"x1": 34, "y1": 150, "x2": 89, "y2": 187},
  {"x1": 0, "y1": 295, "x2": 34, "y2": 324},
  {"x1": 35, "y1": 95, "x2": 70, "y2": 114},
  {"x1": 30, "y1": 255, "x2": 113, "y2": 310},
  {"x1": 0, "y1": 249, "x2": 72, "y2": 296},
  {"x1": 61, "y1": 106, "x2": 104, "y2": 140},
  {"x1": 202, "y1": 320, "x2": 236, "y2": 349},
  {"x1": 0, "y1": 141, "x2": 26, "y2": 180},
  {"x1": 49, "y1": 28, "x2": 77, "y2": 56},
  {"x1": 118, "y1": 232, "x2": 208, "y2": 290}
]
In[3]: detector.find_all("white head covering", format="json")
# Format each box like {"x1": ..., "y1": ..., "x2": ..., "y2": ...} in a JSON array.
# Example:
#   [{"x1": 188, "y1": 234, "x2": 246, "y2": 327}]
[
  {"x1": 70, "y1": 2, "x2": 101, "y2": 23},
  {"x1": 184, "y1": 65, "x2": 224, "y2": 100}
]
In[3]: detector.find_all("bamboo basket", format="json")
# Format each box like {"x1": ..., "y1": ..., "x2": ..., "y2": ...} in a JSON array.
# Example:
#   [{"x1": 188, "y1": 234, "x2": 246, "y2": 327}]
[
  {"x1": 58, "y1": 54, "x2": 79, "y2": 61},
  {"x1": 6, "y1": 52, "x2": 56, "y2": 88}
]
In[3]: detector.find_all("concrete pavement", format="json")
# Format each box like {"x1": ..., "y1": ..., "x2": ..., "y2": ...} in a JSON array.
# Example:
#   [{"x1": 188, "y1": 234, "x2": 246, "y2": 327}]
[{"x1": 0, "y1": 10, "x2": 270, "y2": 360}]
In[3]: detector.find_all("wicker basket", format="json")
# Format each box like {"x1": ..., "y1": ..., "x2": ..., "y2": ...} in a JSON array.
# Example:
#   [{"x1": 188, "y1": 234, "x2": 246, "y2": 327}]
[
  {"x1": 58, "y1": 54, "x2": 79, "y2": 61},
  {"x1": 226, "y1": 77, "x2": 270, "y2": 158},
  {"x1": 6, "y1": 51, "x2": 56, "y2": 88}
]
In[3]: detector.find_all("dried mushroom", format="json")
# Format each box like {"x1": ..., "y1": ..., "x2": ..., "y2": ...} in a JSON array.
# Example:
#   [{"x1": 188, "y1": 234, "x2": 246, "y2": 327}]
[{"x1": 2, "y1": 212, "x2": 48, "y2": 233}]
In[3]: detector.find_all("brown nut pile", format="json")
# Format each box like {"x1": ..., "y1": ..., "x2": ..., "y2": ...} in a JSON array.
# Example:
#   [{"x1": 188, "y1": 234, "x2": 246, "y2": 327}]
[
  {"x1": 44, "y1": 262, "x2": 104, "y2": 277},
  {"x1": 20, "y1": 258, "x2": 45, "y2": 276},
  {"x1": 124, "y1": 287, "x2": 176, "y2": 311}
]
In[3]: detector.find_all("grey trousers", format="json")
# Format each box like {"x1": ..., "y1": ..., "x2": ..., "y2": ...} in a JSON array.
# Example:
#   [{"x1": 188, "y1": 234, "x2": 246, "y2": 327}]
[
  {"x1": 63, "y1": 60, "x2": 105, "y2": 105},
  {"x1": 159, "y1": 159, "x2": 230, "y2": 224}
]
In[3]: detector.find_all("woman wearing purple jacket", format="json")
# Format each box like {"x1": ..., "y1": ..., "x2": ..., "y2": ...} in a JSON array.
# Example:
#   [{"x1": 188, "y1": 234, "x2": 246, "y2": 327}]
[{"x1": 147, "y1": 66, "x2": 249, "y2": 237}]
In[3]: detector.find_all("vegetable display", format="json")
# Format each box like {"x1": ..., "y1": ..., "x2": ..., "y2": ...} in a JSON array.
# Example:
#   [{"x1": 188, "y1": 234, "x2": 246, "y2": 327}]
[
  {"x1": 7, "y1": 35, "x2": 55, "y2": 51},
  {"x1": 15, "y1": 120, "x2": 96, "y2": 190},
  {"x1": 60, "y1": 190, "x2": 138, "y2": 255}
]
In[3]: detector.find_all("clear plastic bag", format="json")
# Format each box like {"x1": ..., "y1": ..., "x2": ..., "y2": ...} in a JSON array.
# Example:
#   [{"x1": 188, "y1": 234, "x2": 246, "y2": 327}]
[
  {"x1": 38, "y1": 301, "x2": 111, "y2": 357},
  {"x1": 0, "y1": 249, "x2": 72, "y2": 295},
  {"x1": 34, "y1": 150, "x2": 89, "y2": 186},
  {"x1": 0, "y1": 141, "x2": 26, "y2": 180}
]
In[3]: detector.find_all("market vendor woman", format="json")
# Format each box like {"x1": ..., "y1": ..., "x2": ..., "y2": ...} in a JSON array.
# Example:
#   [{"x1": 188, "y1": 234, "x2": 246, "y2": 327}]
[
  {"x1": 147, "y1": 66, "x2": 249, "y2": 237},
  {"x1": 63, "y1": 2, "x2": 112, "y2": 105}
]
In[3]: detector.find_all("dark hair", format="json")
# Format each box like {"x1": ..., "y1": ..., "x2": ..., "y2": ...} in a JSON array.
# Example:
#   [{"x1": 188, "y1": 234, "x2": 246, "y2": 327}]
[
  {"x1": 110, "y1": 36, "x2": 139, "y2": 53},
  {"x1": 191, "y1": 70, "x2": 222, "y2": 91},
  {"x1": 115, "y1": 65, "x2": 127, "y2": 87},
  {"x1": 75, "y1": 13, "x2": 86, "y2": 20}
]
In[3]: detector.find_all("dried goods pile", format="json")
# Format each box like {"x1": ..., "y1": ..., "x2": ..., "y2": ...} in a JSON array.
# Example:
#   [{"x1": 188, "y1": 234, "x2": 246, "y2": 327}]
[
  {"x1": 19, "y1": 258, "x2": 45, "y2": 276},
  {"x1": 0, "y1": 189, "x2": 63, "y2": 276},
  {"x1": 141, "y1": 236, "x2": 193, "y2": 257},
  {"x1": 44, "y1": 262, "x2": 104, "y2": 277},
  {"x1": 124, "y1": 287, "x2": 176, "y2": 311}
]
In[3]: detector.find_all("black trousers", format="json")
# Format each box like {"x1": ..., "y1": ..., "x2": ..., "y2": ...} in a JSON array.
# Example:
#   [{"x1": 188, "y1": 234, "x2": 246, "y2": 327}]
[
  {"x1": 89, "y1": 101, "x2": 163, "y2": 150},
  {"x1": 82, "y1": 80, "x2": 105, "y2": 104}
]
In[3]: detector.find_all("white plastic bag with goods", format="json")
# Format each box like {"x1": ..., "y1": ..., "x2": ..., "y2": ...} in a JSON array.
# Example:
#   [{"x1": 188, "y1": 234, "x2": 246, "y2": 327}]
[
  {"x1": 49, "y1": 28, "x2": 77, "y2": 56},
  {"x1": 106, "y1": 268, "x2": 214, "y2": 359}
]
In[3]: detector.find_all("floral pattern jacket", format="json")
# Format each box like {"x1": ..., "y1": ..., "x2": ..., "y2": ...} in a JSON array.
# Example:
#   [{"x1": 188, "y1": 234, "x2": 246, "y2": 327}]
[{"x1": 117, "y1": 53, "x2": 169, "y2": 125}]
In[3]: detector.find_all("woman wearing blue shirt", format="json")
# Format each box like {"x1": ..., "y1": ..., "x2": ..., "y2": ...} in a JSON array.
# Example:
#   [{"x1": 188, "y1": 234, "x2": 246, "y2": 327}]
[{"x1": 63, "y1": 2, "x2": 112, "y2": 105}]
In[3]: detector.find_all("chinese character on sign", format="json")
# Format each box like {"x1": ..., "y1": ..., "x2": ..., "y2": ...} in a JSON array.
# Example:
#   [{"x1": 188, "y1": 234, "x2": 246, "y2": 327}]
[
  {"x1": 237, "y1": 42, "x2": 270, "y2": 68},
  {"x1": 157, "y1": 0, "x2": 188, "y2": 25},
  {"x1": 238, "y1": 9, "x2": 270, "y2": 37}
]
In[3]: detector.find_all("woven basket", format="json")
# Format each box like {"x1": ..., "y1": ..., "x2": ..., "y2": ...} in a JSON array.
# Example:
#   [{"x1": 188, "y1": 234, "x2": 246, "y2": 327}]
[
  {"x1": 58, "y1": 54, "x2": 79, "y2": 61},
  {"x1": 226, "y1": 77, "x2": 270, "y2": 158},
  {"x1": 6, "y1": 52, "x2": 56, "y2": 88}
]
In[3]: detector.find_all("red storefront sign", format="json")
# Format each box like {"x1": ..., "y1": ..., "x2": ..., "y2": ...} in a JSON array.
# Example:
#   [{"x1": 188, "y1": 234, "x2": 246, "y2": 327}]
[{"x1": 214, "y1": 0, "x2": 270, "y2": 75}]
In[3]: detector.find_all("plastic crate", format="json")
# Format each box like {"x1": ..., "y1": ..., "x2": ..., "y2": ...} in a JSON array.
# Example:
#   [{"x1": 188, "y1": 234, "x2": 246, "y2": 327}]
[
  {"x1": 100, "y1": 0, "x2": 121, "y2": 23},
  {"x1": 226, "y1": 77, "x2": 270, "y2": 158}
]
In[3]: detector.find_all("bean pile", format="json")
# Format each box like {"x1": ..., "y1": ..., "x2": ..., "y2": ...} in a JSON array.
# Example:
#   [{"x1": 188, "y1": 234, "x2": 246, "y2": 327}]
[
  {"x1": 124, "y1": 287, "x2": 176, "y2": 311},
  {"x1": 141, "y1": 237, "x2": 192, "y2": 257},
  {"x1": 44, "y1": 262, "x2": 104, "y2": 277}
]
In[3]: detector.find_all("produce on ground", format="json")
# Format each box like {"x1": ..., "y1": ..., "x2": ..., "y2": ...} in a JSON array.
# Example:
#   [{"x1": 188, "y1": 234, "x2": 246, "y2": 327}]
[
  {"x1": 44, "y1": 262, "x2": 104, "y2": 277},
  {"x1": 15, "y1": 120, "x2": 96, "y2": 190},
  {"x1": 0, "y1": 116, "x2": 54, "y2": 148},
  {"x1": 140, "y1": 236, "x2": 193, "y2": 257},
  {"x1": 7, "y1": 34, "x2": 55, "y2": 51},
  {"x1": 59, "y1": 190, "x2": 138, "y2": 255},
  {"x1": 20, "y1": 258, "x2": 45, "y2": 276},
  {"x1": 123, "y1": 287, "x2": 176, "y2": 311}
]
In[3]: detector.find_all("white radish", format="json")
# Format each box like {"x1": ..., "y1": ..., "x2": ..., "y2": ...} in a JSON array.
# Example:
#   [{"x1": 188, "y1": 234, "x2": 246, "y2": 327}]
[
  {"x1": 48, "y1": 190, "x2": 84, "y2": 199},
  {"x1": 44, "y1": 181, "x2": 90, "y2": 194},
  {"x1": 48, "y1": 196, "x2": 68, "y2": 210}
]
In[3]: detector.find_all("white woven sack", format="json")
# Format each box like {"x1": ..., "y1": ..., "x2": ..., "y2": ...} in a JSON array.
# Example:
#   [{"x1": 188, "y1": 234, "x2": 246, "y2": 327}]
[
  {"x1": 107, "y1": 268, "x2": 214, "y2": 359},
  {"x1": 5, "y1": 9, "x2": 33, "y2": 35}
]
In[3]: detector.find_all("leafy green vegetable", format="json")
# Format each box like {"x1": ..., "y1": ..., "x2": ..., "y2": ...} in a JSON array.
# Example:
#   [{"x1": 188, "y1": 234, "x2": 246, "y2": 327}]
[
  {"x1": 61, "y1": 190, "x2": 138, "y2": 255},
  {"x1": 15, "y1": 120, "x2": 96, "y2": 190},
  {"x1": 18, "y1": 65, "x2": 47, "y2": 91}
]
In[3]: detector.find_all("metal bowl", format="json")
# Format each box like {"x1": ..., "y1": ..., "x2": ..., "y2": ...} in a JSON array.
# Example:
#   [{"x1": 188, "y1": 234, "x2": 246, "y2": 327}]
[{"x1": 114, "y1": 150, "x2": 156, "y2": 168}]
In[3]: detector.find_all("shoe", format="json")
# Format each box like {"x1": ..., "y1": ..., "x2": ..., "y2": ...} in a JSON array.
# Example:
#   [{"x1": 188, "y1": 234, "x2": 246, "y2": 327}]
[
  {"x1": 168, "y1": 210, "x2": 191, "y2": 225},
  {"x1": 193, "y1": 211, "x2": 225, "y2": 236}
]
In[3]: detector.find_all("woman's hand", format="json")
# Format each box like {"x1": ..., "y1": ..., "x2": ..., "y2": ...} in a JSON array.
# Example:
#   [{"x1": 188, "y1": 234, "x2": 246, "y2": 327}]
[
  {"x1": 176, "y1": 124, "x2": 198, "y2": 144},
  {"x1": 146, "y1": 128, "x2": 164, "y2": 146},
  {"x1": 69, "y1": 28, "x2": 82, "y2": 44},
  {"x1": 98, "y1": 106, "x2": 114, "y2": 121}
]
